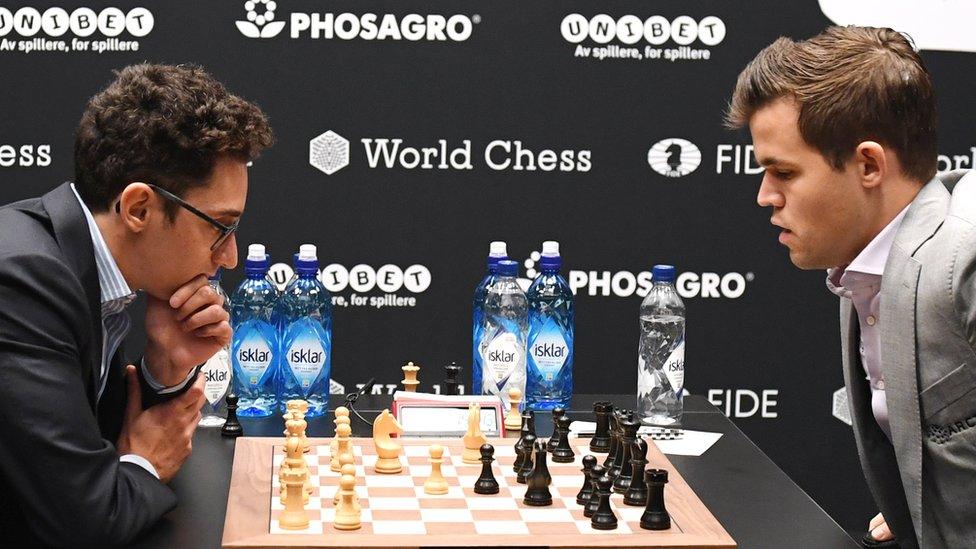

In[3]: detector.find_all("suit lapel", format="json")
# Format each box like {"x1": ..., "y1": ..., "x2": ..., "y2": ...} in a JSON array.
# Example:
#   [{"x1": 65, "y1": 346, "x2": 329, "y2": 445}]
[
  {"x1": 41, "y1": 183, "x2": 103, "y2": 408},
  {"x1": 879, "y1": 177, "x2": 950, "y2": 537}
]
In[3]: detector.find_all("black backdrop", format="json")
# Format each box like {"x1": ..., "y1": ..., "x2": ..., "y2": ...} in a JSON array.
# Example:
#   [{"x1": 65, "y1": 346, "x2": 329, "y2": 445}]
[{"x1": 2, "y1": 0, "x2": 974, "y2": 535}]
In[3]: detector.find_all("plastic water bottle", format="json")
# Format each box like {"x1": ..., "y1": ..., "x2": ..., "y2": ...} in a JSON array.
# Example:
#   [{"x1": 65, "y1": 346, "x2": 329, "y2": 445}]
[
  {"x1": 230, "y1": 244, "x2": 280, "y2": 417},
  {"x1": 526, "y1": 241, "x2": 574, "y2": 410},
  {"x1": 637, "y1": 264, "x2": 686, "y2": 426},
  {"x1": 198, "y1": 269, "x2": 232, "y2": 426},
  {"x1": 479, "y1": 259, "x2": 527, "y2": 411},
  {"x1": 277, "y1": 244, "x2": 333, "y2": 417},
  {"x1": 472, "y1": 241, "x2": 508, "y2": 395}
]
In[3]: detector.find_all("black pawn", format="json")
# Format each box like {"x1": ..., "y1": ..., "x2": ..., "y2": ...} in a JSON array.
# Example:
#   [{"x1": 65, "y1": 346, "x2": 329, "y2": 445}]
[
  {"x1": 513, "y1": 413, "x2": 533, "y2": 473},
  {"x1": 551, "y1": 414, "x2": 576, "y2": 463},
  {"x1": 640, "y1": 469, "x2": 671, "y2": 530},
  {"x1": 583, "y1": 464, "x2": 606, "y2": 517},
  {"x1": 590, "y1": 475, "x2": 618, "y2": 530},
  {"x1": 547, "y1": 407, "x2": 565, "y2": 452},
  {"x1": 590, "y1": 401, "x2": 613, "y2": 453},
  {"x1": 623, "y1": 438, "x2": 650, "y2": 506},
  {"x1": 576, "y1": 455, "x2": 597, "y2": 505},
  {"x1": 474, "y1": 444, "x2": 499, "y2": 495},
  {"x1": 602, "y1": 410, "x2": 620, "y2": 469},
  {"x1": 613, "y1": 417, "x2": 639, "y2": 493},
  {"x1": 516, "y1": 433, "x2": 536, "y2": 484},
  {"x1": 443, "y1": 362, "x2": 461, "y2": 395},
  {"x1": 220, "y1": 394, "x2": 243, "y2": 438},
  {"x1": 523, "y1": 440, "x2": 553, "y2": 506},
  {"x1": 525, "y1": 410, "x2": 537, "y2": 438}
]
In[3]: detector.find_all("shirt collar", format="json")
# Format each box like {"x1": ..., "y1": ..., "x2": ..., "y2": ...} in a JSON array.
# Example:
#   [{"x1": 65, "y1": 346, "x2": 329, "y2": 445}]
[
  {"x1": 825, "y1": 204, "x2": 911, "y2": 298},
  {"x1": 69, "y1": 183, "x2": 136, "y2": 309}
]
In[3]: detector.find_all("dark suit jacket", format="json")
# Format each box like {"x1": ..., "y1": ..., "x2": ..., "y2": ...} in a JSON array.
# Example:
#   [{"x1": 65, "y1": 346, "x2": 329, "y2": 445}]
[{"x1": 0, "y1": 183, "x2": 182, "y2": 547}]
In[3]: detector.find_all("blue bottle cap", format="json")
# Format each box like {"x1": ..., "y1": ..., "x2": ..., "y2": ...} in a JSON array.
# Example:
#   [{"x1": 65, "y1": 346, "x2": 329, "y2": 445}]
[
  {"x1": 652, "y1": 264, "x2": 676, "y2": 282},
  {"x1": 497, "y1": 259, "x2": 518, "y2": 277}
]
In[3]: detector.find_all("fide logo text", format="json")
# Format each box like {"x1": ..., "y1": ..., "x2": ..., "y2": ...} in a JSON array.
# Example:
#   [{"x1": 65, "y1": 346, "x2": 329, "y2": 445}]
[
  {"x1": 0, "y1": 7, "x2": 153, "y2": 54},
  {"x1": 647, "y1": 138, "x2": 701, "y2": 178},
  {"x1": 310, "y1": 130, "x2": 591, "y2": 175},
  {"x1": 708, "y1": 389, "x2": 779, "y2": 419},
  {"x1": 268, "y1": 261, "x2": 432, "y2": 309},
  {"x1": 237, "y1": 0, "x2": 478, "y2": 41},
  {"x1": 561, "y1": 14, "x2": 725, "y2": 62},
  {"x1": 0, "y1": 144, "x2": 51, "y2": 167}
]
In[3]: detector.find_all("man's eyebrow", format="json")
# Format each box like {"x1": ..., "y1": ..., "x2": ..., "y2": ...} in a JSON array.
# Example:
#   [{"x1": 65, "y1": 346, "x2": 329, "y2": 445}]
[
  {"x1": 757, "y1": 155, "x2": 794, "y2": 168},
  {"x1": 211, "y1": 208, "x2": 243, "y2": 218}
]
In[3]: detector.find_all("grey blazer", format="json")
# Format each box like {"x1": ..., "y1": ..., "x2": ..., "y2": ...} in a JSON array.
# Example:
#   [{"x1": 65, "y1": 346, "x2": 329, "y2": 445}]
[{"x1": 840, "y1": 169, "x2": 976, "y2": 549}]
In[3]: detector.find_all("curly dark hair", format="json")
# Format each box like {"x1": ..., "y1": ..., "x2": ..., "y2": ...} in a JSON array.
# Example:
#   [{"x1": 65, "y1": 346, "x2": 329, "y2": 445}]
[{"x1": 74, "y1": 63, "x2": 275, "y2": 219}]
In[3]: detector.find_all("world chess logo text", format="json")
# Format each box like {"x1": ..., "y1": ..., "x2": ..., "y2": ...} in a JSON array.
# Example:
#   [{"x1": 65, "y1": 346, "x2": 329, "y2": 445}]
[
  {"x1": 237, "y1": 1, "x2": 477, "y2": 41},
  {"x1": 0, "y1": 144, "x2": 51, "y2": 167},
  {"x1": 648, "y1": 138, "x2": 701, "y2": 178},
  {"x1": 311, "y1": 131, "x2": 591, "y2": 174},
  {"x1": 937, "y1": 146, "x2": 976, "y2": 175},
  {"x1": 268, "y1": 261, "x2": 432, "y2": 309},
  {"x1": 0, "y1": 7, "x2": 153, "y2": 54},
  {"x1": 561, "y1": 14, "x2": 725, "y2": 63}
]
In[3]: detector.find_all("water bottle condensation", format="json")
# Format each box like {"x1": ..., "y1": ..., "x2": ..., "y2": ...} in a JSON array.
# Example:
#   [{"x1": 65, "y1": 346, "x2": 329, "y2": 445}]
[
  {"x1": 479, "y1": 259, "x2": 527, "y2": 411},
  {"x1": 472, "y1": 241, "x2": 508, "y2": 396},
  {"x1": 525, "y1": 241, "x2": 574, "y2": 410},
  {"x1": 637, "y1": 264, "x2": 686, "y2": 426},
  {"x1": 230, "y1": 244, "x2": 280, "y2": 417}
]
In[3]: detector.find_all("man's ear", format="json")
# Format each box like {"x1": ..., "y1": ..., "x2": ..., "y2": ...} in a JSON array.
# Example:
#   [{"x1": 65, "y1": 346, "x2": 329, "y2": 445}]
[
  {"x1": 116, "y1": 183, "x2": 155, "y2": 233},
  {"x1": 855, "y1": 141, "x2": 887, "y2": 190}
]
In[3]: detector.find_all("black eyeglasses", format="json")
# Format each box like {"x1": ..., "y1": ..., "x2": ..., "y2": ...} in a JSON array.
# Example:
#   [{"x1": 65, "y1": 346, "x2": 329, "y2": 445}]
[{"x1": 146, "y1": 184, "x2": 238, "y2": 251}]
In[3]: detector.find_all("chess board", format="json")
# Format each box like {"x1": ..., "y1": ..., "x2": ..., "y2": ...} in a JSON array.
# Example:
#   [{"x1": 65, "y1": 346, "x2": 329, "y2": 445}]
[{"x1": 222, "y1": 437, "x2": 735, "y2": 547}]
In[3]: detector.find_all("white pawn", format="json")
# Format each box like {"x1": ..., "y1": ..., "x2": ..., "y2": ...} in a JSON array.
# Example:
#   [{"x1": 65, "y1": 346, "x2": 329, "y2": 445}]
[
  {"x1": 333, "y1": 452, "x2": 355, "y2": 505},
  {"x1": 331, "y1": 423, "x2": 352, "y2": 473},
  {"x1": 424, "y1": 444, "x2": 449, "y2": 495},
  {"x1": 331, "y1": 406, "x2": 350, "y2": 458},
  {"x1": 334, "y1": 473, "x2": 361, "y2": 530}
]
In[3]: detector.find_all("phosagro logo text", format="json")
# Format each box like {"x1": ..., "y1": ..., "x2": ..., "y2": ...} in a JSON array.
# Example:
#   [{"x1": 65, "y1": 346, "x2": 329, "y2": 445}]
[{"x1": 237, "y1": 0, "x2": 476, "y2": 41}]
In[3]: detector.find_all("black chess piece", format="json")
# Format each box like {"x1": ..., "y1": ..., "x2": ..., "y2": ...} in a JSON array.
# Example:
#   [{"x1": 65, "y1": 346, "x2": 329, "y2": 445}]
[
  {"x1": 220, "y1": 393, "x2": 243, "y2": 438},
  {"x1": 624, "y1": 438, "x2": 650, "y2": 506},
  {"x1": 523, "y1": 440, "x2": 553, "y2": 506},
  {"x1": 547, "y1": 407, "x2": 565, "y2": 452},
  {"x1": 474, "y1": 443, "x2": 500, "y2": 495},
  {"x1": 513, "y1": 412, "x2": 533, "y2": 473},
  {"x1": 551, "y1": 414, "x2": 576, "y2": 463},
  {"x1": 602, "y1": 410, "x2": 620, "y2": 469},
  {"x1": 590, "y1": 475, "x2": 618, "y2": 530},
  {"x1": 525, "y1": 410, "x2": 537, "y2": 438},
  {"x1": 640, "y1": 468, "x2": 671, "y2": 530},
  {"x1": 443, "y1": 362, "x2": 461, "y2": 395},
  {"x1": 608, "y1": 410, "x2": 629, "y2": 479},
  {"x1": 590, "y1": 401, "x2": 613, "y2": 453},
  {"x1": 583, "y1": 464, "x2": 606, "y2": 518},
  {"x1": 576, "y1": 455, "x2": 597, "y2": 505},
  {"x1": 613, "y1": 417, "x2": 639, "y2": 493},
  {"x1": 516, "y1": 433, "x2": 536, "y2": 484}
]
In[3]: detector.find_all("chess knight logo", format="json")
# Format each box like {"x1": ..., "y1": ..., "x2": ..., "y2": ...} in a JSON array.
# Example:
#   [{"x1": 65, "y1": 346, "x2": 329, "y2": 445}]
[
  {"x1": 647, "y1": 138, "x2": 701, "y2": 178},
  {"x1": 309, "y1": 130, "x2": 351, "y2": 175},
  {"x1": 236, "y1": 0, "x2": 285, "y2": 38}
]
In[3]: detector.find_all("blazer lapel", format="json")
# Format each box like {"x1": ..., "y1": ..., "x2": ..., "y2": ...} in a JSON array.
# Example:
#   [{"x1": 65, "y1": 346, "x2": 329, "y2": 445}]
[
  {"x1": 880, "y1": 177, "x2": 950, "y2": 537},
  {"x1": 41, "y1": 183, "x2": 103, "y2": 408}
]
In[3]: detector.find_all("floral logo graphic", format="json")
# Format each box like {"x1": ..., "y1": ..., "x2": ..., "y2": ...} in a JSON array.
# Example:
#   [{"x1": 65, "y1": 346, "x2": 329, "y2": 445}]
[{"x1": 236, "y1": 0, "x2": 285, "y2": 38}]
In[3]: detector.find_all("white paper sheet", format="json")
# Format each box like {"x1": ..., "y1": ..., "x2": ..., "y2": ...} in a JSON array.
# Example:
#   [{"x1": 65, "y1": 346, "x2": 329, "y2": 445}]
[{"x1": 568, "y1": 420, "x2": 722, "y2": 457}]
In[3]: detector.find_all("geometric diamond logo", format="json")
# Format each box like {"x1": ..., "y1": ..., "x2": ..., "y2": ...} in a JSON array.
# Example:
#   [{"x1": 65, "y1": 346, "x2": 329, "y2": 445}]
[
  {"x1": 309, "y1": 130, "x2": 350, "y2": 175},
  {"x1": 832, "y1": 387, "x2": 852, "y2": 426}
]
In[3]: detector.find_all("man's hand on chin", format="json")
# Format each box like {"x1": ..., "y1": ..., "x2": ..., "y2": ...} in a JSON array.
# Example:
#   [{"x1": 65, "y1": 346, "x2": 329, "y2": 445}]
[{"x1": 144, "y1": 274, "x2": 232, "y2": 386}]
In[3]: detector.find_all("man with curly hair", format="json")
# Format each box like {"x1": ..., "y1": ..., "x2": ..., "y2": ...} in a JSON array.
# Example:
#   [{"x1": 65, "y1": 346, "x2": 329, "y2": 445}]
[
  {"x1": 728, "y1": 27, "x2": 976, "y2": 548},
  {"x1": 0, "y1": 63, "x2": 274, "y2": 546}
]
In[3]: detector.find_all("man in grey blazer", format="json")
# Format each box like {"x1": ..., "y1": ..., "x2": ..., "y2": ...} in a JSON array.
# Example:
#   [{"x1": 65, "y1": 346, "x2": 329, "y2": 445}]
[{"x1": 728, "y1": 26, "x2": 976, "y2": 548}]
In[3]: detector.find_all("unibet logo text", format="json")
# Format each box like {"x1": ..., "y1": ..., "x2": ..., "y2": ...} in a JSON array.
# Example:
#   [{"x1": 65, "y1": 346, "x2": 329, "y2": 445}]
[{"x1": 0, "y1": 7, "x2": 153, "y2": 37}]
